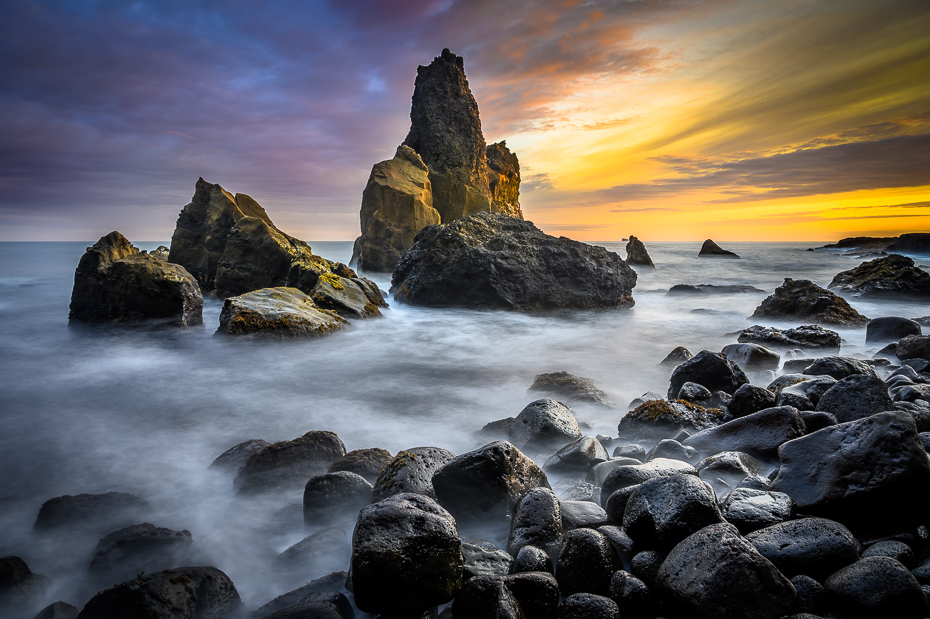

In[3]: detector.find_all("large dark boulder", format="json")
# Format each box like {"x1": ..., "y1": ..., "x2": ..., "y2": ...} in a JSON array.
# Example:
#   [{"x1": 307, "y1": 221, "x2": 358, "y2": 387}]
[
  {"x1": 618, "y1": 399, "x2": 727, "y2": 440},
  {"x1": 557, "y1": 528, "x2": 621, "y2": 596},
  {"x1": 750, "y1": 278, "x2": 869, "y2": 326},
  {"x1": 558, "y1": 593, "x2": 619, "y2": 619},
  {"x1": 622, "y1": 474, "x2": 724, "y2": 550},
  {"x1": 390, "y1": 212, "x2": 637, "y2": 310},
  {"x1": 543, "y1": 436, "x2": 608, "y2": 475},
  {"x1": 802, "y1": 356, "x2": 874, "y2": 380},
  {"x1": 721, "y1": 343, "x2": 780, "y2": 371},
  {"x1": 302, "y1": 472, "x2": 373, "y2": 526},
  {"x1": 745, "y1": 517, "x2": 859, "y2": 580},
  {"x1": 668, "y1": 350, "x2": 749, "y2": 400},
  {"x1": 432, "y1": 441, "x2": 549, "y2": 526},
  {"x1": 327, "y1": 448, "x2": 392, "y2": 485},
  {"x1": 76, "y1": 566, "x2": 241, "y2": 619},
  {"x1": 829, "y1": 254, "x2": 930, "y2": 297},
  {"x1": 866, "y1": 316, "x2": 922, "y2": 342},
  {"x1": 235, "y1": 431, "x2": 346, "y2": 495},
  {"x1": 528, "y1": 372, "x2": 610, "y2": 406},
  {"x1": 34, "y1": 492, "x2": 152, "y2": 535},
  {"x1": 684, "y1": 406, "x2": 806, "y2": 459},
  {"x1": 625, "y1": 236, "x2": 654, "y2": 267},
  {"x1": 721, "y1": 488, "x2": 795, "y2": 534},
  {"x1": 461, "y1": 542, "x2": 513, "y2": 581},
  {"x1": 727, "y1": 384, "x2": 777, "y2": 418},
  {"x1": 350, "y1": 493, "x2": 462, "y2": 615},
  {"x1": 216, "y1": 288, "x2": 349, "y2": 338},
  {"x1": 770, "y1": 411, "x2": 930, "y2": 530},
  {"x1": 698, "y1": 239, "x2": 739, "y2": 258},
  {"x1": 371, "y1": 446, "x2": 455, "y2": 502},
  {"x1": 508, "y1": 399, "x2": 581, "y2": 453},
  {"x1": 507, "y1": 488, "x2": 563, "y2": 556},
  {"x1": 897, "y1": 335, "x2": 930, "y2": 361},
  {"x1": 824, "y1": 556, "x2": 927, "y2": 618},
  {"x1": 209, "y1": 439, "x2": 271, "y2": 472},
  {"x1": 0, "y1": 556, "x2": 49, "y2": 610},
  {"x1": 451, "y1": 572, "x2": 559, "y2": 619},
  {"x1": 738, "y1": 324, "x2": 841, "y2": 351},
  {"x1": 259, "y1": 591, "x2": 354, "y2": 619},
  {"x1": 69, "y1": 231, "x2": 203, "y2": 326},
  {"x1": 600, "y1": 459, "x2": 698, "y2": 509},
  {"x1": 87, "y1": 523, "x2": 193, "y2": 585},
  {"x1": 655, "y1": 523, "x2": 796, "y2": 619},
  {"x1": 815, "y1": 374, "x2": 894, "y2": 422}
]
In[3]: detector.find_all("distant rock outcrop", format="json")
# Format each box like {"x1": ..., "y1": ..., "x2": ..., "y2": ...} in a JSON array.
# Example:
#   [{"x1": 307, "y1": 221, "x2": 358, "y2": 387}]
[
  {"x1": 888, "y1": 233, "x2": 930, "y2": 253},
  {"x1": 667, "y1": 284, "x2": 765, "y2": 295},
  {"x1": 390, "y1": 212, "x2": 637, "y2": 310},
  {"x1": 699, "y1": 239, "x2": 740, "y2": 258},
  {"x1": 751, "y1": 278, "x2": 868, "y2": 326},
  {"x1": 353, "y1": 49, "x2": 524, "y2": 272},
  {"x1": 828, "y1": 254, "x2": 930, "y2": 297},
  {"x1": 625, "y1": 236, "x2": 654, "y2": 267},
  {"x1": 812, "y1": 233, "x2": 930, "y2": 254},
  {"x1": 69, "y1": 231, "x2": 203, "y2": 326}
]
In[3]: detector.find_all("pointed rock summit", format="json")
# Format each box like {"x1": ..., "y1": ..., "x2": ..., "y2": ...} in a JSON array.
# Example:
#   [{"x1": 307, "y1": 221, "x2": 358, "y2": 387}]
[
  {"x1": 699, "y1": 239, "x2": 740, "y2": 258},
  {"x1": 626, "y1": 235, "x2": 654, "y2": 267},
  {"x1": 353, "y1": 49, "x2": 523, "y2": 272}
]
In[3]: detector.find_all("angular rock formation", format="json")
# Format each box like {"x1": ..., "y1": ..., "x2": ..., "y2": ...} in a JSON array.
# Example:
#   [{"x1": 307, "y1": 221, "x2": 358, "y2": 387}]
[
  {"x1": 750, "y1": 278, "x2": 868, "y2": 326},
  {"x1": 216, "y1": 288, "x2": 348, "y2": 338},
  {"x1": 391, "y1": 212, "x2": 637, "y2": 310},
  {"x1": 699, "y1": 239, "x2": 740, "y2": 258},
  {"x1": 738, "y1": 324, "x2": 841, "y2": 351},
  {"x1": 888, "y1": 232, "x2": 930, "y2": 253},
  {"x1": 352, "y1": 145, "x2": 441, "y2": 273},
  {"x1": 486, "y1": 141, "x2": 522, "y2": 219},
  {"x1": 625, "y1": 235, "x2": 654, "y2": 267},
  {"x1": 168, "y1": 177, "x2": 273, "y2": 290},
  {"x1": 829, "y1": 254, "x2": 930, "y2": 297},
  {"x1": 69, "y1": 231, "x2": 202, "y2": 326}
]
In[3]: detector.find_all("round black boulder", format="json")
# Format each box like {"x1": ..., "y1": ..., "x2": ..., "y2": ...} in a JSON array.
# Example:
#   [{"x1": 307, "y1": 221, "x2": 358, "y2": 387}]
[
  {"x1": 745, "y1": 517, "x2": 859, "y2": 581},
  {"x1": 556, "y1": 528, "x2": 620, "y2": 596},
  {"x1": 667, "y1": 350, "x2": 750, "y2": 400},
  {"x1": 557, "y1": 593, "x2": 619, "y2": 619},
  {"x1": 824, "y1": 556, "x2": 927, "y2": 618},
  {"x1": 303, "y1": 471, "x2": 373, "y2": 526}
]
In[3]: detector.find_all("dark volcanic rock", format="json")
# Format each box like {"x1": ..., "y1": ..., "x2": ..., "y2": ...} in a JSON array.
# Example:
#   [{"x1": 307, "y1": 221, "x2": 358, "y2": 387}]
[
  {"x1": 371, "y1": 446, "x2": 455, "y2": 502},
  {"x1": 815, "y1": 373, "x2": 894, "y2": 422},
  {"x1": 625, "y1": 236, "x2": 654, "y2": 267},
  {"x1": 507, "y1": 488, "x2": 563, "y2": 556},
  {"x1": 34, "y1": 492, "x2": 152, "y2": 534},
  {"x1": 543, "y1": 436, "x2": 608, "y2": 475},
  {"x1": 260, "y1": 591, "x2": 354, "y2": 619},
  {"x1": 451, "y1": 572, "x2": 559, "y2": 619},
  {"x1": 560, "y1": 501, "x2": 608, "y2": 532},
  {"x1": 738, "y1": 324, "x2": 842, "y2": 351},
  {"x1": 510, "y1": 545, "x2": 553, "y2": 574},
  {"x1": 861, "y1": 540, "x2": 915, "y2": 566},
  {"x1": 390, "y1": 212, "x2": 637, "y2": 310},
  {"x1": 69, "y1": 231, "x2": 203, "y2": 326},
  {"x1": 558, "y1": 593, "x2": 619, "y2": 619},
  {"x1": 645, "y1": 438, "x2": 697, "y2": 463},
  {"x1": 721, "y1": 343, "x2": 780, "y2": 370},
  {"x1": 727, "y1": 384, "x2": 778, "y2": 418},
  {"x1": 770, "y1": 411, "x2": 930, "y2": 530},
  {"x1": 253, "y1": 572, "x2": 349, "y2": 617},
  {"x1": 599, "y1": 459, "x2": 698, "y2": 509},
  {"x1": 528, "y1": 372, "x2": 610, "y2": 406},
  {"x1": 432, "y1": 441, "x2": 549, "y2": 525},
  {"x1": 303, "y1": 472, "x2": 373, "y2": 526},
  {"x1": 235, "y1": 430, "x2": 346, "y2": 495},
  {"x1": 824, "y1": 556, "x2": 927, "y2": 618},
  {"x1": 508, "y1": 399, "x2": 581, "y2": 452},
  {"x1": 0, "y1": 556, "x2": 49, "y2": 610},
  {"x1": 34, "y1": 601, "x2": 80, "y2": 619},
  {"x1": 77, "y1": 566, "x2": 241, "y2": 619},
  {"x1": 829, "y1": 254, "x2": 930, "y2": 297},
  {"x1": 684, "y1": 406, "x2": 806, "y2": 459},
  {"x1": 897, "y1": 335, "x2": 930, "y2": 361},
  {"x1": 790, "y1": 575, "x2": 826, "y2": 616},
  {"x1": 87, "y1": 523, "x2": 193, "y2": 584},
  {"x1": 350, "y1": 493, "x2": 462, "y2": 615},
  {"x1": 695, "y1": 451, "x2": 765, "y2": 492},
  {"x1": 668, "y1": 284, "x2": 764, "y2": 295},
  {"x1": 775, "y1": 375, "x2": 837, "y2": 411},
  {"x1": 623, "y1": 474, "x2": 724, "y2": 550},
  {"x1": 668, "y1": 350, "x2": 750, "y2": 400},
  {"x1": 655, "y1": 522, "x2": 795, "y2": 619},
  {"x1": 866, "y1": 316, "x2": 922, "y2": 342},
  {"x1": 608, "y1": 570, "x2": 653, "y2": 619},
  {"x1": 659, "y1": 346, "x2": 693, "y2": 367},
  {"x1": 277, "y1": 528, "x2": 350, "y2": 573},
  {"x1": 745, "y1": 517, "x2": 859, "y2": 580},
  {"x1": 216, "y1": 288, "x2": 349, "y2": 338},
  {"x1": 618, "y1": 399, "x2": 727, "y2": 440},
  {"x1": 630, "y1": 550, "x2": 666, "y2": 588},
  {"x1": 721, "y1": 488, "x2": 795, "y2": 534},
  {"x1": 168, "y1": 177, "x2": 273, "y2": 289},
  {"x1": 815, "y1": 235, "x2": 897, "y2": 252},
  {"x1": 698, "y1": 239, "x2": 740, "y2": 258},
  {"x1": 327, "y1": 448, "x2": 393, "y2": 484},
  {"x1": 461, "y1": 542, "x2": 512, "y2": 580},
  {"x1": 403, "y1": 49, "x2": 493, "y2": 223},
  {"x1": 751, "y1": 278, "x2": 868, "y2": 326},
  {"x1": 802, "y1": 356, "x2": 874, "y2": 380},
  {"x1": 557, "y1": 528, "x2": 621, "y2": 596},
  {"x1": 486, "y1": 141, "x2": 523, "y2": 219},
  {"x1": 209, "y1": 439, "x2": 271, "y2": 472}
]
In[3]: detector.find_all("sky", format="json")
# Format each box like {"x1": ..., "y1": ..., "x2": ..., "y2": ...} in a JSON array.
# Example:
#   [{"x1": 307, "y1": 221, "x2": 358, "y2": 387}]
[{"x1": 1, "y1": 0, "x2": 928, "y2": 242}]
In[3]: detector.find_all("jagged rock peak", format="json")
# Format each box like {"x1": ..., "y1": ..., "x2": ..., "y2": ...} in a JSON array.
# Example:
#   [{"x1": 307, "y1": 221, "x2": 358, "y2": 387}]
[{"x1": 487, "y1": 140, "x2": 523, "y2": 219}]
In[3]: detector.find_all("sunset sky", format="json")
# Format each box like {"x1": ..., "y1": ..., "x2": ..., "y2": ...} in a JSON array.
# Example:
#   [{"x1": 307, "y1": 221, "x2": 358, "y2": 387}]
[{"x1": 2, "y1": 0, "x2": 928, "y2": 242}]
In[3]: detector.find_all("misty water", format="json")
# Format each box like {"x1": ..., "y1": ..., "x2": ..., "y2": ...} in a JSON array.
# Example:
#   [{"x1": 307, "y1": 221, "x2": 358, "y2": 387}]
[{"x1": 1, "y1": 239, "x2": 927, "y2": 612}]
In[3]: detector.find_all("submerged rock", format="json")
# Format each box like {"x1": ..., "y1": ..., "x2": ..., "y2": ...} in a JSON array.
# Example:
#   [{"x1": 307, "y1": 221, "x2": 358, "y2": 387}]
[
  {"x1": 751, "y1": 278, "x2": 868, "y2": 326},
  {"x1": 328, "y1": 448, "x2": 393, "y2": 484},
  {"x1": 391, "y1": 212, "x2": 637, "y2": 310},
  {"x1": 866, "y1": 316, "x2": 922, "y2": 342},
  {"x1": 698, "y1": 239, "x2": 740, "y2": 258},
  {"x1": 216, "y1": 287, "x2": 348, "y2": 338},
  {"x1": 668, "y1": 284, "x2": 764, "y2": 295},
  {"x1": 87, "y1": 523, "x2": 193, "y2": 585},
  {"x1": 625, "y1": 235, "x2": 654, "y2": 267},
  {"x1": 528, "y1": 371, "x2": 611, "y2": 405},
  {"x1": 619, "y1": 399, "x2": 726, "y2": 439},
  {"x1": 351, "y1": 145, "x2": 441, "y2": 273},
  {"x1": 0, "y1": 556, "x2": 49, "y2": 610},
  {"x1": 829, "y1": 254, "x2": 930, "y2": 297},
  {"x1": 34, "y1": 492, "x2": 152, "y2": 535},
  {"x1": 209, "y1": 439, "x2": 271, "y2": 472},
  {"x1": 235, "y1": 430, "x2": 346, "y2": 495},
  {"x1": 660, "y1": 346, "x2": 693, "y2": 367},
  {"x1": 69, "y1": 231, "x2": 202, "y2": 326},
  {"x1": 738, "y1": 324, "x2": 842, "y2": 351}
]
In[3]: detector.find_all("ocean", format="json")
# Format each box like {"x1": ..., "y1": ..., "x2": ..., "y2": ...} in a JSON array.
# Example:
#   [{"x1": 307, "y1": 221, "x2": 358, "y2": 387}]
[{"x1": 0, "y1": 239, "x2": 926, "y2": 610}]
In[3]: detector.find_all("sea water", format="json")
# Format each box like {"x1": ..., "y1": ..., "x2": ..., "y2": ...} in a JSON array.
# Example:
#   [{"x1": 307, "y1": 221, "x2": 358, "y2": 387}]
[{"x1": 0, "y1": 240, "x2": 926, "y2": 609}]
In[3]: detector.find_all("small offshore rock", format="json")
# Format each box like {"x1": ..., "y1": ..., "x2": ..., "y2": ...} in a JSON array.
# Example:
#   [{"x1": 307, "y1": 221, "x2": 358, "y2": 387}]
[
  {"x1": 698, "y1": 239, "x2": 740, "y2": 258},
  {"x1": 327, "y1": 448, "x2": 393, "y2": 484},
  {"x1": 625, "y1": 235, "x2": 654, "y2": 267},
  {"x1": 659, "y1": 346, "x2": 693, "y2": 367},
  {"x1": 371, "y1": 446, "x2": 455, "y2": 502},
  {"x1": 235, "y1": 430, "x2": 346, "y2": 495},
  {"x1": 738, "y1": 324, "x2": 842, "y2": 351},
  {"x1": 867, "y1": 316, "x2": 922, "y2": 342},
  {"x1": 216, "y1": 287, "x2": 348, "y2": 338},
  {"x1": 528, "y1": 371, "x2": 611, "y2": 405},
  {"x1": 209, "y1": 439, "x2": 271, "y2": 472},
  {"x1": 750, "y1": 278, "x2": 868, "y2": 326},
  {"x1": 303, "y1": 472, "x2": 373, "y2": 526},
  {"x1": 508, "y1": 399, "x2": 581, "y2": 452}
]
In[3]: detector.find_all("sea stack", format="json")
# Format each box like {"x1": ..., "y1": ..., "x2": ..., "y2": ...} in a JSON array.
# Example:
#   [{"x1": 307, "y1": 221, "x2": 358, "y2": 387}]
[
  {"x1": 699, "y1": 239, "x2": 740, "y2": 258},
  {"x1": 352, "y1": 49, "x2": 523, "y2": 272},
  {"x1": 626, "y1": 235, "x2": 655, "y2": 267}
]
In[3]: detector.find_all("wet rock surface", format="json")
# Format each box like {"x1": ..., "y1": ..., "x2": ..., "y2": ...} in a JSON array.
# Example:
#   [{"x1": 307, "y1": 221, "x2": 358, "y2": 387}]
[
  {"x1": 557, "y1": 528, "x2": 621, "y2": 596},
  {"x1": 216, "y1": 287, "x2": 349, "y2": 338},
  {"x1": 625, "y1": 236, "x2": 654, "y2": 267},
  {"x1": 745, "y1": 517, "x2": 859, "y2": 580},
  {"x1": 815, "y1": 373, "x2": 895, "y2": 422},
  {"x1": 824, "y1": 556, "x2": 928, "y2": 618},
  {"x1": 750, "y1": 278, "x2": 869, "y2": 326},
  {"x1": 528, "y1": 372, "x2": 610, "y2": 406},
  {"x1": 327, "y1": 448, "x2": 393, "y2": 484},
  {"x1": 897, "y1": 335, "x2": 930, "y2": 361},
  {"x1": 507, "y1": 488, "x2": 563, "y2": 556},
  {"x1": 866, "y1": 316, "x2": 922, "y2": 342},
  {"x1": 543, "y1": 436, "x2": 608, "y2": 474},
  {"x1": 451, "y1": 571, "x2": 559, "y2": 619},
  {"x1": 508, "y1": 399, "x2": 581, "y2": 452},
  {"x1": 829, "y1": 254, "x2": 930, "y2": 297},
  {"x1": 738, "y1": 324, "x2": 842, "y2": 351},
  {"x1": 302, "y1": 472, "x2": 373, "y2": 526},
  {"x1": 371, "y1": 446, "x2": 455, "y2": 502},
  {"x1": 34, "y1": 492, "x2": 152, "y2": 535},
  {"x1": 235, "y1": 430, "x2": 346, "y2": 495},
  {"x1": 600, "y1": 458, "x2": 698, "y2": 509},
  {"x1": 684, "y1": 406, "x2": 806, "y2": 459},
  {"x1": 721, "y1": 488, "x2": 795, "y2": 534},
  {"x1": 623, "y1": 474, "x2": 724, "y2": 550}
]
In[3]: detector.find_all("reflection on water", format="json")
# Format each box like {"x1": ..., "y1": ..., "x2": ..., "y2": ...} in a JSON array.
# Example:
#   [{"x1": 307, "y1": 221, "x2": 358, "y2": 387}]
[{"x1": 0, "y1": 240, "x2": 925, "y2": 610}]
